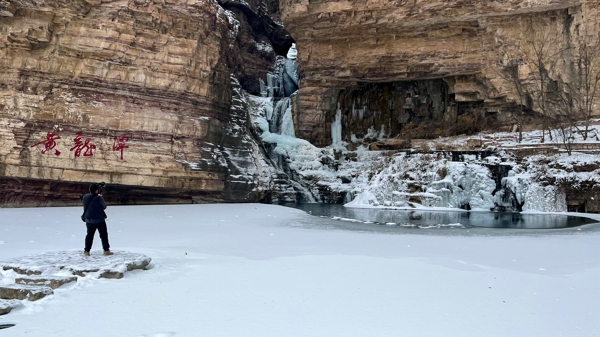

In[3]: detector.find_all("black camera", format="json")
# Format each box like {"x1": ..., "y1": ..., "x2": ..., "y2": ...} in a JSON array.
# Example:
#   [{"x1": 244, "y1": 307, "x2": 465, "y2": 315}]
[{"x1": 98, "y1": 182, "x2": 106, "y2": 194}]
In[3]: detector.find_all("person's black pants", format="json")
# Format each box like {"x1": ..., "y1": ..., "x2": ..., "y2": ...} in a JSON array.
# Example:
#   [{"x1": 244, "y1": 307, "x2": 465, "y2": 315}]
[{"x1": 84, "y1": 221, "x2": 110, "y2": 252}]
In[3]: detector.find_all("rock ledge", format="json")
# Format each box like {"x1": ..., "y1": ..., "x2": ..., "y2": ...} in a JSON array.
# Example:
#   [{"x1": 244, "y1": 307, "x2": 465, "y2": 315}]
[{"x1": 0, "y1": 251, "x2": 152, "y2": 315}]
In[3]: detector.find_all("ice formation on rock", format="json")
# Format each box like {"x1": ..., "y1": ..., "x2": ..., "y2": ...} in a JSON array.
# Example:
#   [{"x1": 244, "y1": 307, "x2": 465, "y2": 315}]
[{"x1": 331, "y1": 104, "x2": 343, "y2": 145}]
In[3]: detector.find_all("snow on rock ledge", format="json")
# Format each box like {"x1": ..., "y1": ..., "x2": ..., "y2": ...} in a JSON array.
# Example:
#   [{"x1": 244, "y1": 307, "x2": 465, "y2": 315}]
[
  {"x1": 15, "y1": 275, "x2": 78, "y2": 289},
  {"x1": 1, "y1": 251, "x2": 152, "y2": 280},
  {"x1": 0, "y1": 284, "x2": 53, "y2": 301},
  {"x1": 0, "y1": 251, "x2": 152, "y2": 315}
]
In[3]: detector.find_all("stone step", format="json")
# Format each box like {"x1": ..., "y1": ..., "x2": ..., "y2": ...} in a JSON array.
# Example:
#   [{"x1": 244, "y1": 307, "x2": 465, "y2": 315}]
[
  {"x1": 71, "y1": 268, "x2": 123, "y2": 279},
  {"x1": 0, "y1": 251, "x2": 153, "y2": 316},
  {"x1": 100, "y1": 270, "x2": 124, "y2": 279},
  {"x1": 2, "y1": 266, "x2": 42, "y2": 275},
  {"x1": 15, "y1": 275, "x2": 78, "y2": 289},
  {"x1": 0, "y1": 299, "x2": 22, "y2": 316},
  {"x1": 0, "y1": 284, "x2": 53, "y2": 301}
]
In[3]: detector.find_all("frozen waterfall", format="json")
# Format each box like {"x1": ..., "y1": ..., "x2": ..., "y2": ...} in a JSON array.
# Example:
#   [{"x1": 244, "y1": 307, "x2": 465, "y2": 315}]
[
  {"x1": 260, "y1": 43, "x2": 299, "y2": 99},
  {"x1": 269, "y1": 98, "x2": 294, "y2": 136},
  {"x1": 280, "y1": 99, "x2": 295, "y2": 137},
  {"x1": 343, "y1": 152, "x2": 570, "y2": 213},
  {"x1": 331, "y1": 103, "x2": 342, "y2": 145}
]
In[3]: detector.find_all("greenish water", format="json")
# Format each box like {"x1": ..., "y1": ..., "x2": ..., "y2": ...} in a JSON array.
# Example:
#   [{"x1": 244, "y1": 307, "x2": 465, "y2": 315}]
[{"x1": 284, "y1": 203, "x2": 597, "y2": 230}]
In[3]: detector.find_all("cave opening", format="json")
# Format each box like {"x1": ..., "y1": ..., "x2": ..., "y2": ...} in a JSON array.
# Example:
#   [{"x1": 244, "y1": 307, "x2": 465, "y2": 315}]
[{"x1": 328, "y1": 79, "x2": 490, "y2": 145}]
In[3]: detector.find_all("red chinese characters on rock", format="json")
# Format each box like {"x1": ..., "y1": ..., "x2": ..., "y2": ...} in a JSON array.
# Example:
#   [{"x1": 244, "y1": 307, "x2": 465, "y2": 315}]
[
  {"x1": 70, "y1": 132, "x2": 96, "y2": 157},
  {"x1": 112, "y1": 135, "x2": 130, "y2": 160},
  {"x1": 31, "y1": 132, "x2": 62, "y2": 156},
  {"x1": 31, "y1": 131, "x2": 130, "y2": 159}
]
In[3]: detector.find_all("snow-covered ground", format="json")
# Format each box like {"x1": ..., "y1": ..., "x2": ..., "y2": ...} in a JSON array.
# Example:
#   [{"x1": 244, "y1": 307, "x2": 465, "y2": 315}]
[{"x1": 1, "y1": 204, "x2": 600, "y2": 336}]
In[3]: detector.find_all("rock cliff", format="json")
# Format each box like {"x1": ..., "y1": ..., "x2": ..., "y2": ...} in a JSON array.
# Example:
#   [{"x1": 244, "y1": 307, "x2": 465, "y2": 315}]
[
  {"x1": 0, "y1": 0, "x2": 292, "y2": 206},
  {"x1": 280, "y1": 0, "x2": 600, "y2": 146},
  {"x1": 3, "y1": 0, "x2": 600, "y2": 207}
]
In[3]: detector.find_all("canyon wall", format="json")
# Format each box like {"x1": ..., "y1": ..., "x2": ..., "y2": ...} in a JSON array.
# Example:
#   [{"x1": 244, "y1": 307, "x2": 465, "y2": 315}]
[
  {"x1": 0, "y1": 0, "x2": 292, "y2": 206},
  {"x1": 280, "y1": 0, "x2": 600, "y2": 146},
  {"x1": 2, "y1": 0, "x2": 600, "y2": 207}
]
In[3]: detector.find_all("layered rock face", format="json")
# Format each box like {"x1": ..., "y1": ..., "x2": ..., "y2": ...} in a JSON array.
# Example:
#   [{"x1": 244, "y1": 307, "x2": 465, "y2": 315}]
[
  {"x1": 0, "y1": 0, "x2": 292, "y2": 206},
  {"x1": 280, "y1": 0, "x2": 600, "y2": 146}
]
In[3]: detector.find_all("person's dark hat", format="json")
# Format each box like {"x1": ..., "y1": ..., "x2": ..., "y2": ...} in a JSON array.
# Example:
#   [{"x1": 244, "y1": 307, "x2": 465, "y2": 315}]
[{"x1": 89, "y1": 183, "x2": 99, "y2": 194}]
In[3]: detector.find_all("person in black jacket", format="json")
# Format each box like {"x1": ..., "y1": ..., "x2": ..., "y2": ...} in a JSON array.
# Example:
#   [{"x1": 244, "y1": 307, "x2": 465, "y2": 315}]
[{"x1": 82, "y1": 183, "x2": 114, "y2": 256}]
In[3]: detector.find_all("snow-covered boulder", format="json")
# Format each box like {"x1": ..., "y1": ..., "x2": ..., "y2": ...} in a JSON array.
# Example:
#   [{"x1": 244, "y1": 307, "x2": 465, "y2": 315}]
[
  {"x1": 0, "y1": 284, "x2": 53, "y2": 301},
  {"x1": 0, "y1": 299, "x2": 22, "y2": 315}
]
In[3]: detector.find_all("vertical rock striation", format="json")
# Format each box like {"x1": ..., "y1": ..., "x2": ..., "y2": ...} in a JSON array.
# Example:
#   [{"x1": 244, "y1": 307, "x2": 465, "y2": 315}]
[
  {"x1": 280, "y1": 0, "x2": 600, "y2": 146},
  {"x1": 0, "y1": 0, "x2": 292, "y2": 206}
]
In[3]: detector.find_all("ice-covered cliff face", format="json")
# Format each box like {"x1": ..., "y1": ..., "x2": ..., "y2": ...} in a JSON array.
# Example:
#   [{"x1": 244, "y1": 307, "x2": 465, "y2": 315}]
[
  {"x1": 246, "y1": 105, "x2": 600, "y2": 212},
  {"x1": 343, "y1": 152, "x2": 571, "y2": 213},
  {"x1": 281, "y1": 144, "x2": 600, "y2": 213}
]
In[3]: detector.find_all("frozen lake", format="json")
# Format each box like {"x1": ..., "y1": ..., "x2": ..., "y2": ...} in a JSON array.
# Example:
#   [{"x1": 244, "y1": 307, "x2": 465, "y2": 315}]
[
  {"x1": 1, "y1": 204, "x2": 600, "y2": 336},
  {"x1": 283, "y1": 203, "x2": 597, "y2": 231}
]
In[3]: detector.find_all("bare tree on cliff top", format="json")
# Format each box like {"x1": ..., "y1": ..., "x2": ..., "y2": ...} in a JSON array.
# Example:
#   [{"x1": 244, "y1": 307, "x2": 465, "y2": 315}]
[
  {"x1": 518, "y1": 18, "x2": 571, "y2": 144},
  {"x1": 557, "y1": 36, "x2": 600, "y2": 141},
  {"x1": 499, "y1": 59, "x2": 529, "y2": 143},
  {"x1": 502, "y1": 16, "x2": 585, "y2": 146},
  {"x1": 498, "y1": 20, "x2": 560, "y2": 144}
]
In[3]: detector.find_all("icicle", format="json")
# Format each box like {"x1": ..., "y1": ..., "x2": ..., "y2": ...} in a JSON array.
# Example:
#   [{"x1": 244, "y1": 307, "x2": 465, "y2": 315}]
[
  {"x1": 281, "y1": 102, "x2": 295, "y2": 137},
  {"x1": 271, "y1": 98, "x2": 290, "y2": 133},
  {"x1": 350, "y1": 99, "x2": 367, "y2": 122},
  {"x1": 265, "y1": 103, "x2": 273, "y2": 121},
  {"x1": 379, "y1": 124, "x2": 385, "y2": 140},
  {"x1": 267, "y1": 73, "x2": 277, "y2": 97},
  {"x1": 259, "y1": 78, "x2": 267, "y2": 97},
  {"x1": 331, "y1": 103, "x2": 342, "y2": 145}
]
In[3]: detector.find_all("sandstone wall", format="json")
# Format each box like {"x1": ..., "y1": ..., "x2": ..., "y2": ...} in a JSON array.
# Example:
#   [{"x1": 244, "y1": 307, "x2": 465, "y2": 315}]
[
  {"x1": 0, "y1": 0, "x2": 288, "y2": 206},
  {"x1": 280, "y1": 0, "x2": 600, "y2": 146}
]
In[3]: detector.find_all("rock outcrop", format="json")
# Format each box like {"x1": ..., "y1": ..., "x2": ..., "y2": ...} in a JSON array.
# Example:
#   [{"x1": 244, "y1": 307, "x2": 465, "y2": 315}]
[
  {"x1": 0, "y1": 0, "x2": 293, "y2": 206},
  {"x1": 0, "y1": 251, "x2": 153, "y2": 316},
  {"x1": 280, "y1": 0, "x2": 600, "y2": 146}
]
